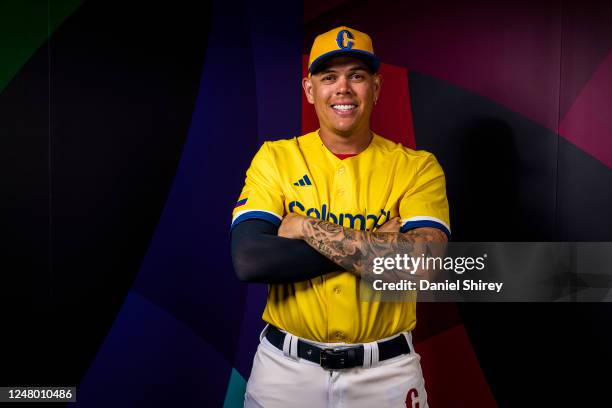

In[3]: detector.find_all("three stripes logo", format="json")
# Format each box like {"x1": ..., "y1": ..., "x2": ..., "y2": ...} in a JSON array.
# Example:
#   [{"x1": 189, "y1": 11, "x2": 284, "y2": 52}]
[{"x1": 293, "y1": 174, "x2": 312, "y2": 187}]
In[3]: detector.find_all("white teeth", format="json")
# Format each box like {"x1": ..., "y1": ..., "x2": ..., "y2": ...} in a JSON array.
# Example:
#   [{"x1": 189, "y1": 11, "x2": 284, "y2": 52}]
[{"x1": 333, "y1": 104, "x2": 356, "y2": 111}]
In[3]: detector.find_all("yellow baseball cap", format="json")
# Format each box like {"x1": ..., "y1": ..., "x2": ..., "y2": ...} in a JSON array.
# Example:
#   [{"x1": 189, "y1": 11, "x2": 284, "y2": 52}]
[{"x1": 308, "y1": 26, "x2": 380, "y2": 74}]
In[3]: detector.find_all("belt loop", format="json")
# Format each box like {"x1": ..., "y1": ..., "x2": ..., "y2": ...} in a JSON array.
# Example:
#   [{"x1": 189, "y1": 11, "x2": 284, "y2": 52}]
[
  {"x1": 370, "y1": 341, "x2": 380, "y2": 367},
  {"x1": 290, "y1": 335, "x2": 299, "y2": 359},
  {"x1": 362, "y1": 342, "x2": 373, "y2": 368},
  {"x1": 282, "y1": 331, "x2": 299, "y2": 360},
  {"x1": 402, "y1": 331, "x2": 414, "y2": 354},
  {"x1": 259, "y1": 324, "x2": 270, "y2": 342},
  {"x1": 282, "y1": 331, "x2": 292, "y2": 357}
]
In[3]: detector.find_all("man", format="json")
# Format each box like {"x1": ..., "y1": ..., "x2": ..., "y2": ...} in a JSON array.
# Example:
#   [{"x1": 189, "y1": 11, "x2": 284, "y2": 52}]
[{"x1": 231, "y1": 26, "x2": 450, "y2": 408}]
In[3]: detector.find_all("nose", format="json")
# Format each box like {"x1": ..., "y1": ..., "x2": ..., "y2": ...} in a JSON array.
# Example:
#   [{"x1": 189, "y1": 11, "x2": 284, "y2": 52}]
[{"x1": 335, "y1": 75, "x2": 352, "y2": 95}]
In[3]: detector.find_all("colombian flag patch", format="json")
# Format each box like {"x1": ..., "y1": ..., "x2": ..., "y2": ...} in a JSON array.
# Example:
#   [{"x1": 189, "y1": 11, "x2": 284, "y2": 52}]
[
  {"x1": 235, "y1": 191, "x2": 249, "y2": 208},
  {"x1": 235, "y1": 198, "x2": 248, "y2": 208}
]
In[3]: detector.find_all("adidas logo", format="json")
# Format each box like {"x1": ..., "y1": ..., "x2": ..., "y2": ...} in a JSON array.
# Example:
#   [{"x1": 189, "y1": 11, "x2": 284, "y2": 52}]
[{"x1": 293, "y1": 174, "x2": 312, "y2": 186}]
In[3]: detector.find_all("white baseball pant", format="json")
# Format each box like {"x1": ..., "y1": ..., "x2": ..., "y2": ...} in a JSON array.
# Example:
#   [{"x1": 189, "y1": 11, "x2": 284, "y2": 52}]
[{"x1": 244, "y1": 326, "x2": 428, "y2": 408}]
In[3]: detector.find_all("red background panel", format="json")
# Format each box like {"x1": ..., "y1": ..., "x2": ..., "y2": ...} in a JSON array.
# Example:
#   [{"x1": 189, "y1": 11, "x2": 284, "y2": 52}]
[
  {"x1": 559, "y1": 51, "x2": 612, "y2": 168},
  {"x1": 415, "y1": 324, "x2": 498, "y2": 408}
]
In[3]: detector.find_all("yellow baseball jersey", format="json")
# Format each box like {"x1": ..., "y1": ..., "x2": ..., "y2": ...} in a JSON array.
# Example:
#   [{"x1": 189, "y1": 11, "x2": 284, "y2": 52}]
[{"x1": 232, "y1": 131, "x2": 450, "y2": 343}]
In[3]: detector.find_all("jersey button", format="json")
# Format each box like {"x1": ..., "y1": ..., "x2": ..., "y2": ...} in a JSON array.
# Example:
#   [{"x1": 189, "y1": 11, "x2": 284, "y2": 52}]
[
  {"x1": 337, "y1": 188, "x2": 345, "y2": 196},
  {"x1": 338, "y1": 166, "x2": 345, "y2": 175},
  {"x1": 335, "y1": 331, "x2": 344, "y2": 340},
  {"x1": 334, "y1": 287, "x2": 342, "y2": 294}
]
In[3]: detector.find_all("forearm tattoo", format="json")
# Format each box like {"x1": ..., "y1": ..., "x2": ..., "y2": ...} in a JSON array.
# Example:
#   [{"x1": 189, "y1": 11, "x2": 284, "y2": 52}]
[{"x1": 301, "y1": 218, "x2": 447, "y2": 278}]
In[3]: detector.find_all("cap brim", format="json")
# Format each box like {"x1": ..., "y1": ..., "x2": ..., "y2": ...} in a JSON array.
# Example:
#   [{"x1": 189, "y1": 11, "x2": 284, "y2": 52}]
[{"x1": 309, "y1": 49, "x2": 380, "y2": 74}]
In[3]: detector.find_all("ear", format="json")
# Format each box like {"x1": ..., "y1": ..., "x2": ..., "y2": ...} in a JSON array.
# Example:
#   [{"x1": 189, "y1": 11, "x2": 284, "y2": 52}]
[
  {"x1": 302, "y1": 77, "x2": 315, "y2": 105},
  {"x1": 372, "y1": 73, "x2": 382, "y2": 104}
]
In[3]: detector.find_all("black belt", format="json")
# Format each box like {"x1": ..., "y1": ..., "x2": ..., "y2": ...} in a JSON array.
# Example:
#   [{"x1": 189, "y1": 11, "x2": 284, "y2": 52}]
[{"x1": 265, "y1": 326, "x2": 411, "y2": 370}]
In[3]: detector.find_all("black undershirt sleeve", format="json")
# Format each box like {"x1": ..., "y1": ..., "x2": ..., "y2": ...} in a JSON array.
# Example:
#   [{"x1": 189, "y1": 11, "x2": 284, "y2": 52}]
[{"x1": 230, "y1": 219, "x2": 343, "y2": 284}]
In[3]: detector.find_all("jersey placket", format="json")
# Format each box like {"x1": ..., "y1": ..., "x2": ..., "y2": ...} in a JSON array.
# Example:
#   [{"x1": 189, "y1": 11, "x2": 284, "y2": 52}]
[{"x1": 326, "y1": 158, "x2": 356, "y2": 343}]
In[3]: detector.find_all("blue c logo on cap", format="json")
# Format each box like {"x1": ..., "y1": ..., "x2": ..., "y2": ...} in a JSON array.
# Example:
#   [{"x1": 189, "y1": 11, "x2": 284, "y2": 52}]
[{"x1": 336, "y1": 30, "x2": 354, "y2": 49}]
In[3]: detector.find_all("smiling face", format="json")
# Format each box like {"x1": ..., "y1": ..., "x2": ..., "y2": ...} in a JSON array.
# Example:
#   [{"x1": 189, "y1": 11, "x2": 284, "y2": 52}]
[{"x1": 302, "y1": 56, "x2": 382, "y2": 140}]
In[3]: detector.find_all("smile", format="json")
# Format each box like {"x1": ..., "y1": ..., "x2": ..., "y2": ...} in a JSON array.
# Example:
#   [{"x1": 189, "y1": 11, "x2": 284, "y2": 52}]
[{"x1": 331, "y1": 104, "x2": 357, "y2": 113}]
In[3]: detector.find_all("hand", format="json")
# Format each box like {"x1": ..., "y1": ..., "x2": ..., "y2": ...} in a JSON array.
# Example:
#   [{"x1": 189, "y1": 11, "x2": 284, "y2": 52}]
[
  {"x1": 278, "y1": 213, "x2": 307, "y2": 239},
  {"x1": 376, "y1": 217, "x2": 401, "y2": 233}
]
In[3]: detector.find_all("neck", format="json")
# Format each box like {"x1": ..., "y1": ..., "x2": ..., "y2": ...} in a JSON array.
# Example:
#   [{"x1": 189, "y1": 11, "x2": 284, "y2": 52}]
[{"x1": 318, "y1": 126, "x2": 373, "y2": 154}]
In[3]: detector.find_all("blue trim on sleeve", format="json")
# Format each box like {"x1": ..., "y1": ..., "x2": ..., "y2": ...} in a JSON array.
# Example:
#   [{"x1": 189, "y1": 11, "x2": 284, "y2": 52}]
[
  {"x1": 231, "y1": 211, "x2": 282, "y2": 230},
  {"x1": 400, "y1": 220, "x2": 451, "y2": 239}
]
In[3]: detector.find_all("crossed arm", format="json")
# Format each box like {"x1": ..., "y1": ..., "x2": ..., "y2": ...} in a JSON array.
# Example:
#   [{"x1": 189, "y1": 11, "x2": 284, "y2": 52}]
[
  {"x1": 231, "y1": 214, "x2": 447, "y2": 283},
  {"x1": 278, "y1": 213, "x2": 448, "y2": 279},
  {"x1": 231, "y1": 219, "x2": 341, "y2": 283}
]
